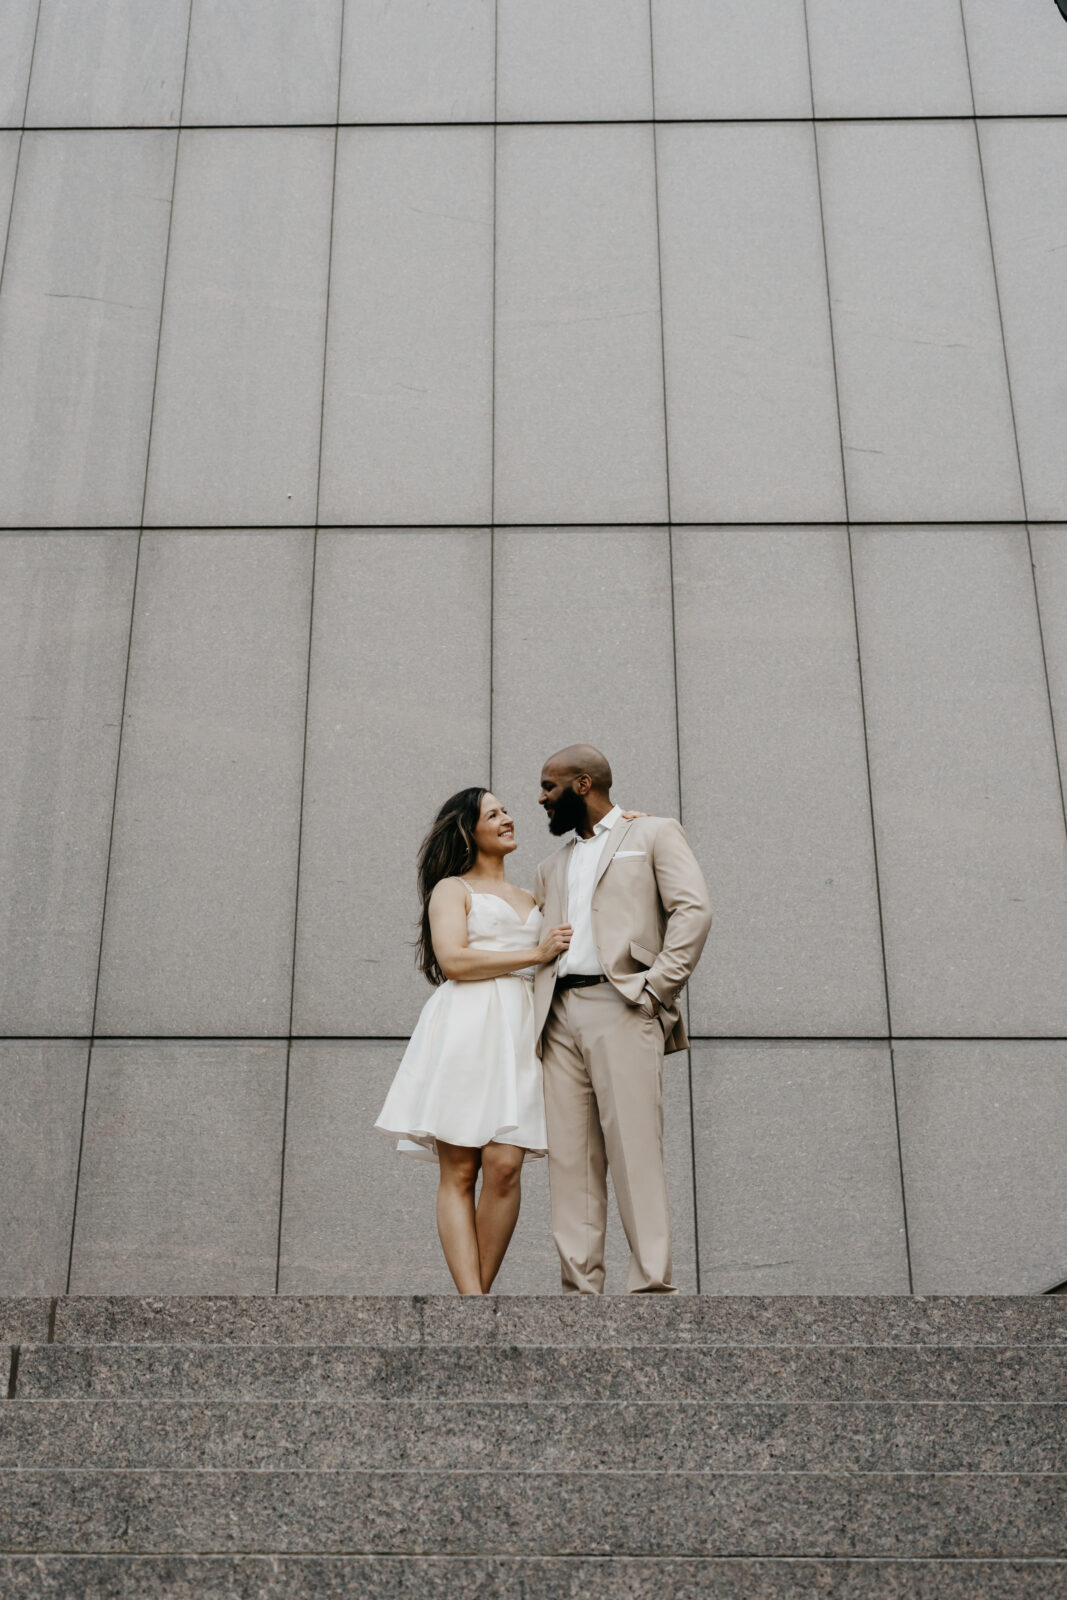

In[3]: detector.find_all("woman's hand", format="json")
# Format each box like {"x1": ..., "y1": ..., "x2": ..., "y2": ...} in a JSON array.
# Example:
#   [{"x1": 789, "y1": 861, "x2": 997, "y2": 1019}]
[
  {"x1": 620, "y1": 810, "x2": 649, "y2": 820},
  {"x1": 536, "y1": 924, "x2": 573, "y2": 964}
]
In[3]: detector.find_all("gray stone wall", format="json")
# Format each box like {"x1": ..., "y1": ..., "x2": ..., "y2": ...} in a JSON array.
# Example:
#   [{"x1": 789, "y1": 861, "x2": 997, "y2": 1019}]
[{"x1": 1, "y1": 0, "x2": 1065, "y2": 1297}]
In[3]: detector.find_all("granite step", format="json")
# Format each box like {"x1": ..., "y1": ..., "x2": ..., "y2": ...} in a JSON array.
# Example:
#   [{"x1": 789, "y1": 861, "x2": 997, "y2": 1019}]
[
  {"x1": 2, "y1": 1467, "x2": 1064, "y2": 1559},
  {"x1": 1, "y1": 1555, "x2": 1063, "y2": 1598},
  {"x1": 14, "y1": 1340, "x2": 1066, "y2": 1403},
  {"x1": 3, "y1": 1398, "x2": 1063, "y2": 1473},
  {"x1": 33, "y1": 1293, "x2": 1067, "y2": 1348},
  {"x1": 3, "y1": 1298, "x2": 1065, "y2": 1584}
]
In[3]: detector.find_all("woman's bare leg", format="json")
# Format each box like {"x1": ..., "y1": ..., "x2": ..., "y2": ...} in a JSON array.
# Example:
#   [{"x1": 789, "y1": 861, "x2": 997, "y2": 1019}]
[
  {"x1": 436, "y1": 1141, "x2": 484, "y2": 1294},
  {"x1": 475, "y1": 1143, "x2": 525, "y2": 1293}
]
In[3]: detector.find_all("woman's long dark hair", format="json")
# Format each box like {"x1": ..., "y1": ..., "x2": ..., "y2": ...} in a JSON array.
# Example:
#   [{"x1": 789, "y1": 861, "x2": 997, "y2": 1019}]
[{"x1": 416, "y1": 786, "x2": 488, "y2": 986}]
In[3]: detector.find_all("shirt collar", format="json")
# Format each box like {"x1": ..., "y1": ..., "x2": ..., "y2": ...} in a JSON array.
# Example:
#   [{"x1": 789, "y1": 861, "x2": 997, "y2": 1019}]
[{"x1": 575, "y1": 803, "x2": 622, "y2": 842}]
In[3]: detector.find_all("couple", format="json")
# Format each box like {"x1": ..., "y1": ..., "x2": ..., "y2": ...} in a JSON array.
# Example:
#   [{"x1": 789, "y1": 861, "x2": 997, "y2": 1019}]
[{"x1": 375, "y1": 745, "x2": 712, "y2": 1295}]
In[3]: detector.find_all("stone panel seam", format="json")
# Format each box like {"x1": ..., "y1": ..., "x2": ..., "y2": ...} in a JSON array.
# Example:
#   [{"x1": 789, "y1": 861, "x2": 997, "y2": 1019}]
[
  {"x1": 802, "y1": 0, "x2": 913, "y2": 1291},
  {"x1": 647, "y1": 0, "x2": 699, "y2": 1294},
  {"x1": 0, "y1": 132, "x2": 23, "y2": 299},
  {"x1": 137, "y1": 4, "x2": 190, "y2": 528},
  {"x1": 488, "y1": 0, "x2": 498, "y2": 786},
  {"x1": 61, "y1": 1043, "x2": 92, "y2": 1298},
  {"x1": 10, "y1": 519, "x2": 1067, "y2": 535},
  {"x1": 7, "y1": 1034, "x2": 1065, "y2": 1045},
  {"x1": 277, "y1": 16, "x2": 344, "y2": 1288},
  {"x1": 18, "y1": 0, "x2": 42, "y2": 131},
  {"x1": 0, "y1": 0, "x2": 42, "y2": 297},
  {"x1": 8, "y1": 114, "x2": 1067, "y2": 132},
  {"x1": 70, "y1": 510, "x2": 146, "y2": 1291},
  {"x1": 958, "y1": 11, "x2": 1067, "y2": 841},
  {"x1": 276, "y1": 530, "x2": 318, "y2": 1294}
]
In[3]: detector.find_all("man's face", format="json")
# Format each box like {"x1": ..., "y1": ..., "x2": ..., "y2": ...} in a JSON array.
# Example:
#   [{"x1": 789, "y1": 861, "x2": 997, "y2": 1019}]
[{"x1": 539, "y1": 764, "x2": 588, "y2": 837}]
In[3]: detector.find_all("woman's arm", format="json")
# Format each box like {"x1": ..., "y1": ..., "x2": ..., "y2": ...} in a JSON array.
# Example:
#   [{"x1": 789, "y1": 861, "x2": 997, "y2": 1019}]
[{"x1": 428, "y1": 880, "x2": 571, "y2": 981}]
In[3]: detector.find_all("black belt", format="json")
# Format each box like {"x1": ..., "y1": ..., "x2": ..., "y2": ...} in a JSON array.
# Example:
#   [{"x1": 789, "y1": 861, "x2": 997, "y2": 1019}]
[{"x1": 556, "y1": 973, "x2": 610, "y2": 991}]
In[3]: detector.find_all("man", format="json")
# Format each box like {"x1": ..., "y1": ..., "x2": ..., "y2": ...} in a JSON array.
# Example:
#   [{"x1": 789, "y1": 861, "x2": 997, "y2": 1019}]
[{"x1": 533, "y1": 745, "x2": 712, "y2": 1294}]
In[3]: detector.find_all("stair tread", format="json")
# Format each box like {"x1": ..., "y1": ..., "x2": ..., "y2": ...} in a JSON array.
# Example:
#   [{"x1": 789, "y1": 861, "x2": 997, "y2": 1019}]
[
  {"x1": 0, "y1": 1555, "x2": 1063, "y2": 1599},
  {"x1": 15, "y1": 1342, "x2": 1066, "y2": 1403},
  {"x1": 3, "y1": 1397, "x2": 1063, "y2": 1473},
  {"x1": 38, "y1": 1294, "x2": 1067, "y2": 1348},
  {"x1": 1, "y1": 1468, "x2": 1062, "y2": 1559}
]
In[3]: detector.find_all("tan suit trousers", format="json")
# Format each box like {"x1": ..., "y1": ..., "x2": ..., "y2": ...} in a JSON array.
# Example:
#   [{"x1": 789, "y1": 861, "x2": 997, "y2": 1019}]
[{"x1": 541, "y1": 982, "x2": 674, "y2": 1294}]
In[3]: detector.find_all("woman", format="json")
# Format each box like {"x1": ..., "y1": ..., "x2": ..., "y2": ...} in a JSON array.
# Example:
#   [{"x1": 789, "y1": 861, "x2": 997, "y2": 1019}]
[{"x1": 374, "y1": 787, "x2": 572, "y2": 1295}]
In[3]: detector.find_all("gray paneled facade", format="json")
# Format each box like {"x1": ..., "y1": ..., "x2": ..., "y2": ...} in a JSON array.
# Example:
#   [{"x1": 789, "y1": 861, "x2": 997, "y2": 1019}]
[
  {"x1": 95, "y1": 530, "x2": 313, "y2": 1036},
  {"x1": 318, "y1": 128, "x2": 494, "y2": 526},
  {"x1": 25, "y1": 0, "x2": 191, "y2": 127},
  {"x1": 0, "y1": 131, "x2": 176, "y2": 526},
  {"x1": 143, "y1": 128, "x2": 334, "y2": 526},
  {"x1": 292, "y1": 530, "x2": 492, "y2": 1037},
  {"x1": 0, "y1": 532, "x2": 137, "y2": 1034},
  {"x1": 2, "y1": 1, "x2": 1066, "y2": 1297}
]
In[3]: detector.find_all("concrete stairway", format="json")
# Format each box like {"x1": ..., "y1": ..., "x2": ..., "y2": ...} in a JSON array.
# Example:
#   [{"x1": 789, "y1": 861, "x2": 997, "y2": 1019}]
[{"x1": 1, "y1": 1296, "x2": 1064, "y2": 1596}]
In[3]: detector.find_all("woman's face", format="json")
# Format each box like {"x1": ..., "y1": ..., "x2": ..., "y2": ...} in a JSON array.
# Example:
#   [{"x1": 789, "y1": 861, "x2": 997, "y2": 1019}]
[{"x1": 473, "y1": 792, "x2": 517, "y2": 859}]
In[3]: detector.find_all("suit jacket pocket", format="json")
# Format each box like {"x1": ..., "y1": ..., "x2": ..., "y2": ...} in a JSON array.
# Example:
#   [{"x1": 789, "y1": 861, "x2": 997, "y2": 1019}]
[{"x1": 630, "y1": 940, "x2": 658, "y2": 968}]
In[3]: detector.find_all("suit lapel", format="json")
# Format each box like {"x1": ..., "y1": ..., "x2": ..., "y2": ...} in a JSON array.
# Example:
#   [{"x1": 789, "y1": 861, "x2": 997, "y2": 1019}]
[
  {"x1": 592, "y1": 816, "x2": 635, "y2": 891},
  {"x1": 558, "y1": 841, "x2": 575, "y2": 918}
]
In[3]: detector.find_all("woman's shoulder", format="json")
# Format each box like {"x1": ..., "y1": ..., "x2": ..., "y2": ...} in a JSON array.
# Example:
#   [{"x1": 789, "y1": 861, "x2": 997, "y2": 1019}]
[{"x1": 429, "y1": 876, "x2": 470, "y2": 905}]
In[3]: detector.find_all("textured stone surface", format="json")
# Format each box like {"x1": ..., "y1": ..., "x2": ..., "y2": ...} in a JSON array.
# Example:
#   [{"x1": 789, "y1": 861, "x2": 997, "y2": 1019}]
[
  {"x1": 817, "y1": 122, "x2": 1022, "y2": 522},
  {"x1": 494, "y1": 126, "x2": 667, "y2": 524},
  {"x1": 806, "y1": 0, "x2": 971, "y2": 117},
  {"x1": 95, "y1": 531, "x2": 312, "y2": 1035},
  {"x1": 25, "y1": 0, "x2": 190, "y2": 126},
  {"x1": 182, "y1": 0, "x2": 341, "y2": 125},
  {"x1": 339, "y1": 0, "x2": 495, "y2": 123},
  {"x1": 67, "y1": 1042, "x2": 286, "y2": 1295},
  {"x1": 896, "y1": 1042, "x2": 1067, "y2": 1295},
  {"x1": 852, "y1": 527, "x2": 1067, "y2": 1036},
  {"x1": 0, "y1": 0, "x2": 38, "y2": 125},
  {"x1": 318, "y1": 129, "x2": 494, "y2": 526},
  {"x1": 0, "y1": 1557, "x2": 1059, "y2": 1599},
  {"x1": 657, "y1": 126, "x2": 843, "y2": 523},
  {"x1": 692, "y1": 1044, "x2": 908, "y2": 1294},
  {"x1": 5, "y1": 1398, "x2": 1062, "y2": 1474},
  {"x1": 1032, "y1": 528, "x2": 1067, "y2": 802},
  {"x1": 3, "y1": 1468, "x2": 1060, "y2": 1557},
  {"x1": 0, "y1": 532, "x2": 137, "y2": 1033},
  {"x1": 674, "y1": 529, "x2": 884, "y2": 1036},
  {"x1": 496, "y1": 0, "x2": 652, "y2": 121},
  {"x1": 0, "y1": 134, "x2": 16, "y2": 251},
  {"x1": 291, "y1": 533, "x2": 490, "y2": 1035},
  {"x1": 0, "y1": 1301, "x2": 51, "y2": 1344},
  {"x1": 49, "y1": 1294, "x2": 1067, "y2": 1349},
  {"x1": 0, "y1": 131, "x2": 175, "y2": 526},
  {"x1": 18, "y1": 1343, "x2": 1063, "y2": 1403},
  {"x1": 980, "y1": 120, "x2": 1067, "y2": 523},
  {"x1": 277, "y1": 1043, "x2": 697, "y2": 1296},
  {"x1": 490, "y1": 526, "x2": 679, "y2": 894},
  {"x1": 961, "y1": 0, "x2": 1067, "y2": 115},
  {"x1": 143, "y1": 130, "x2": 333, "y2": 527},
  {"x1": 0, "y1": 1043, "x2": 87, "y2": 1294},
  {"x1": 650, "y1": 0, "x2": 811, "y2": 119}
]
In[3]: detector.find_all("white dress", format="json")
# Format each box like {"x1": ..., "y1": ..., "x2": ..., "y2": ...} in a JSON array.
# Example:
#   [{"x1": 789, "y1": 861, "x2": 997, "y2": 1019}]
[{"x1": 374, "y1": 889, "x2": 547, "y2": 1161}]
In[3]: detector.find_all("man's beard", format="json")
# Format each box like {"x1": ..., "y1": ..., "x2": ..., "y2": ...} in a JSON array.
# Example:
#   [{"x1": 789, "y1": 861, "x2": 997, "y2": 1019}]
[{"x1": 547, "y1": 786, "x2": 589, "y2": 837}]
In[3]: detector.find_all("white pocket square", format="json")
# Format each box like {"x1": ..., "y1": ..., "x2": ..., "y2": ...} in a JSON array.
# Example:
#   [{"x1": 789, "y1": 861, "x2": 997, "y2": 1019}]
[{"x1": 614, "y1": 850, "x2": 646, "y2": 858}]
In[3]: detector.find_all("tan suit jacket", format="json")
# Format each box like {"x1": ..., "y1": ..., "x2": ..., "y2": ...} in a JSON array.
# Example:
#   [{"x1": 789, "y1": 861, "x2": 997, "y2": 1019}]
[{"x1": 533, "y1": 814, "x2": 712, "y2": 1055}]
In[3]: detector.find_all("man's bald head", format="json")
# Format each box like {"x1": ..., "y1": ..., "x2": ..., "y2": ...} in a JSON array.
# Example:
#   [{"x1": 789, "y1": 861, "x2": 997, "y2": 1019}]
[
  {"x1": 544, "y1": 744, "x2": 612, "y2": 792},
  {"x1": 539, "y1": 745, "x2": 615, "y2": 837}
]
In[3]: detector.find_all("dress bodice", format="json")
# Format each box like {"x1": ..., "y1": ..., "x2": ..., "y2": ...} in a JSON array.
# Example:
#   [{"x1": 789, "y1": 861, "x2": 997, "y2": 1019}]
[{"x1": 465, "y1": 891, "x2": 543, "y2": 954}]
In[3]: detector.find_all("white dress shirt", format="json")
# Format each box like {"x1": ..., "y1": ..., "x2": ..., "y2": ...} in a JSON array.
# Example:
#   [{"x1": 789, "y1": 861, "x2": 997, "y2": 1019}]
[{"x1": 557, "y1": 805, "x2": 622, "y2": 977}]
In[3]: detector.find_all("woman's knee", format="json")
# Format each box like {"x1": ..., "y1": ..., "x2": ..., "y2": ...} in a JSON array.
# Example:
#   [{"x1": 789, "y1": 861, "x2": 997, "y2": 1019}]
[
  {"x1": 480, "y1": 1145, "x2": 524, "y2": 1195},
  {"x1": 439, "y1": 1145, "x2": 480, "y2": 1194}
]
